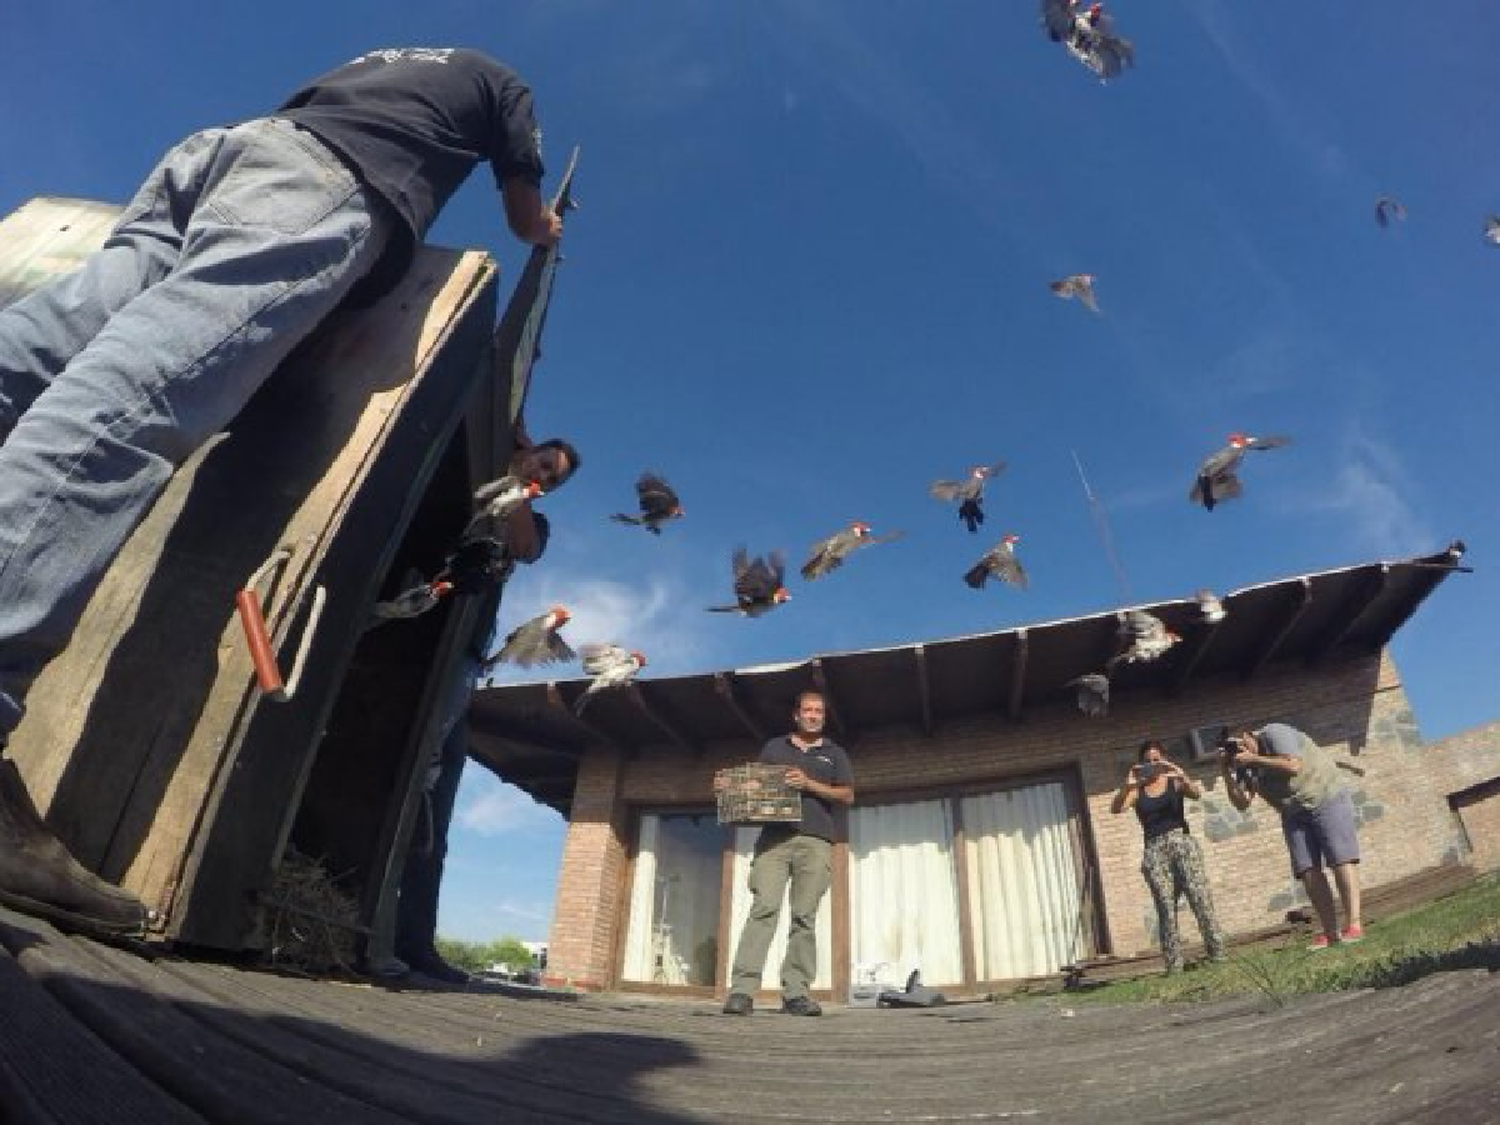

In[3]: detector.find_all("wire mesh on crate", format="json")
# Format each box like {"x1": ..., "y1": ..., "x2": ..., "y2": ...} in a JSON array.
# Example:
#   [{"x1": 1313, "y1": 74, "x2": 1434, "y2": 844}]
[{"x1": 714, "y1": 762, "x2": 803, "y2": 825}]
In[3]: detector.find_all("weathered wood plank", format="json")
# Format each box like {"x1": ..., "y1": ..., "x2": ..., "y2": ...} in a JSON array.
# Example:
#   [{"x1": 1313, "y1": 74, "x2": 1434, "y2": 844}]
[
  {"x1": 0, "y1": 197, "x2": 121, "y2": 308},
  {"x1": 0, "y1": 910, "x2": 205, "y2": 1124}
]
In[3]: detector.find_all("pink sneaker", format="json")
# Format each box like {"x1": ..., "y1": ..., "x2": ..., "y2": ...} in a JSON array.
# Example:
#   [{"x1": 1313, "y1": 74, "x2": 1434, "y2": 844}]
[
  {"x1": 1340, "y1": 925, "x2": 1365, "y2": 944},
  {"x1": 1307, "y1": 933, "x2": 1338, "y2": 951}
]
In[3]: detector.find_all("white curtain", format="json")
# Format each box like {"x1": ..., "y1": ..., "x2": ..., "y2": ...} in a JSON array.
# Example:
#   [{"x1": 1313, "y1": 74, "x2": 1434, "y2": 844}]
[
  {"x1": 621, "y1": 814, "x2": 659, "y2": 982},
  {"x1": 962, "y1": 783, "x2": 1085, "y2": 980},
  {"x1": 724, "y1": 827, "x2": 832, "y2": 990},
  {"x1": 848, "y1": 800, "x2": 964, "y2": 987}
]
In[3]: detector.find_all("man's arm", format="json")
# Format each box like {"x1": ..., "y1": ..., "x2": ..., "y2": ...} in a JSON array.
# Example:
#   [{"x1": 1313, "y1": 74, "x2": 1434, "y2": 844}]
[{"x1": 501, "y1": 179, "x2": 562, "y2": 247}]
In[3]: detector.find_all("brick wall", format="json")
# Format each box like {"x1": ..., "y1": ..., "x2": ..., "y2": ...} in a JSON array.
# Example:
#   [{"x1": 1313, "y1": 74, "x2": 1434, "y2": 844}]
[
  {"x1": 547, "y1": 648, "x2": 1466, "y2": 985},
  {"x1": 543, "y1": 746, "x2": 628, "y2": 990},
  {"x1": 1426, "y1": 719, "x2": 1500, "y2": 870}
]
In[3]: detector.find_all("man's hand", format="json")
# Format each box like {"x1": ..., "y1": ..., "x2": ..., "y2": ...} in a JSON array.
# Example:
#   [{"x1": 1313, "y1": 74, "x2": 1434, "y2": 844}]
[{"x1": 785, "y1": 767, "x2": 811, "y2": 791}]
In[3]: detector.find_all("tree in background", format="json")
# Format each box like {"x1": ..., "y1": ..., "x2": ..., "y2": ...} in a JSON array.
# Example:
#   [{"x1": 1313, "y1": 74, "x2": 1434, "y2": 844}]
[{"x1": 435, "y1": 936, "x2": 538, "y2": 975}]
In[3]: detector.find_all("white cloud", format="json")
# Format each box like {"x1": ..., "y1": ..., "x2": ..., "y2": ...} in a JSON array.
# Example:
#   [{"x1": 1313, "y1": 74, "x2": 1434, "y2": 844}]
[
  {"x1": 455, "y1": 773, "x2": 557, "y2": 837},
  {"x1": 480, "y1": 568, "x2": 723, "y2": 683},
  {"x1": 1281, "y1": 422, "x2": 1433, "y2": 557}
]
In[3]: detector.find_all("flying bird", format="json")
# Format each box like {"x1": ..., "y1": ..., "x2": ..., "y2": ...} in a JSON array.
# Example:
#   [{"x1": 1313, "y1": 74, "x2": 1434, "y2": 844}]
[
  {"x1": 1049, "y1": 273, "x2": 1100, "y2": 313},
  {"x1": 610, "y1": 472, "x2": 683, "y2": 535},
  {"x1": 575, "y1": 643, "x2": 647, "y2": 714},
  {"x1": 1189, "y1": 432, "x2": 1291, "y2": 511},
  {"x1": 800, "y1": 522, "x2": 905, "y2": 581},
  {"x1": 1067, "y1": 673, "x2": 1110, "y2": 718},
  {"x1": 931, "y1": 460, "x2": 1007, "y2": 533},
  {"x1": 1041, "y1": 0, "x2": 1134, "y2": 82},
  {"x1": 707, "y1": 548, "x2": 791, "y2": 616},
  {"x1": 1374, "y1": 195, "x2": 1407, "y2": 228},
  {"x1": 1107, "y1": 610, "x2": 1180, "y2": 671},
  {"x1": 369, "y1": 569, "x2": 451, "y2": 624},
  {"x1": 1485, "y1": 216, "x2": 1500, "y2": 246},
  {"x1": 1194, "y1": 589, "x2": 1227, "y2": 625},
  {"x1": 464, "y1": 475, "x2": 542, "y2": 538},
  {"x1": 483, "y1": 607, "x2": 574, "y2": 670},
  {"x1": 963, "y1": 534, "x2": 1028, "y2": 590}
]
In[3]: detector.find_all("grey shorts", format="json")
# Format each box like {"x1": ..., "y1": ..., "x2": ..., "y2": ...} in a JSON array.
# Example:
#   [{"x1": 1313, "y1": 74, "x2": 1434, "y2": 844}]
[{"x1": 1281, "y1": 790, "x2": 1360, "y2": 877}]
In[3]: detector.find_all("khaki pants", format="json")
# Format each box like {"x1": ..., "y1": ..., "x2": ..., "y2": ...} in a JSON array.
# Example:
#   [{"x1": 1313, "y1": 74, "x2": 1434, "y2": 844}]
[{"x1": 729, "y1": 834, "x2": 831, "y2": 1000}]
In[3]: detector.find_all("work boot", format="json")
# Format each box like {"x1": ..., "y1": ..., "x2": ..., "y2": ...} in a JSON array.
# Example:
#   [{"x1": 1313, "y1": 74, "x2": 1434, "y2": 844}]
[{"x1": 0, "y1": 758, "x2": 147, "y2": 936}]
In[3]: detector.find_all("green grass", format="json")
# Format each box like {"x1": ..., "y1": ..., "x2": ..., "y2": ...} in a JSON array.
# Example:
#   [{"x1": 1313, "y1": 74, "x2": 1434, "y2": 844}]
[{"x1": 1057, "y1": 873, "x2": 1500, "y2": 1006}]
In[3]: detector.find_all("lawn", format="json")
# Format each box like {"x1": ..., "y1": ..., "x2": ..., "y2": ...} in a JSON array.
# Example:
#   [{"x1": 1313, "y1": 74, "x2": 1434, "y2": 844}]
[{"x1": 1060, "y1": 872, "x2": 1500, "y2": 1006}]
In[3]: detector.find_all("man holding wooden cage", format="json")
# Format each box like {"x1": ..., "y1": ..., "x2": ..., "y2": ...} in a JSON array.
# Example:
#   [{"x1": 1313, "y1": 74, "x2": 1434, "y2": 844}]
[{"x1": 718, "y1": 690, "x2": 854, "y2": 1017}]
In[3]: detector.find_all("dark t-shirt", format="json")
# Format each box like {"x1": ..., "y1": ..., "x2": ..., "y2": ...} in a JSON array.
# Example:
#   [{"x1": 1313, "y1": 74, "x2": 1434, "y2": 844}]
[
  {"x1": 276, "y1": 47, "x2": 545, "y2": 297},
  {"x1": 1134, "y1": 780, "x2": 1189, "y2": 841},
  {"x1": 754, "y1": 735, "x2": 854, "y2": 845}
]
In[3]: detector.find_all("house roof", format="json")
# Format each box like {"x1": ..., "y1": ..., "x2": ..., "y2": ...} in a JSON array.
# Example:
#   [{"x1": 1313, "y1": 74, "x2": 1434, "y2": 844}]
[{"x1": 469, "y1": 544, "x2": 1467, "y2": 815}]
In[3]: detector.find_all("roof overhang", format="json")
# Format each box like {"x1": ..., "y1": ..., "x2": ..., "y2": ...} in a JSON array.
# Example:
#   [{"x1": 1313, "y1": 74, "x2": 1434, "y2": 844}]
[{"x1": 469, "y1": 543, "x2": 1468, "y2": 815}]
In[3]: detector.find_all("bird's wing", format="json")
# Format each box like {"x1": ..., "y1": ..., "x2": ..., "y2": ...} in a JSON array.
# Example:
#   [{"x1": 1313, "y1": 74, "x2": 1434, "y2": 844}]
[
  {"x1": 929, "y1": 479, "x2": 965, "y2": 501},
  {"x1": 735, "y1": 554, "x2": 777, "y2": 600},
  {"x1": 472, "y1": 474, "x2": 522, "y2": 505},
  {"x1": 545, "y1": 633, "x2": 576, "y2": 663},
  {"x1": 998, "y1": 555, "x2": 1029, "y2": 589},
  {"x1": 636, "y1": 472, "x2": 680, "y2": 517},
  {"x1": 766, "y1": 549, "x2": 787, "y2": 586},
  {"x1": 800, "y1": 535, "x2": 839, "y2": 581},
  {"x1": 1039, "y1": 0, "x2": 1076, "y2": 38},
  {"x1": 581, "y1": 643, "x2": 626, "y2": 675}
]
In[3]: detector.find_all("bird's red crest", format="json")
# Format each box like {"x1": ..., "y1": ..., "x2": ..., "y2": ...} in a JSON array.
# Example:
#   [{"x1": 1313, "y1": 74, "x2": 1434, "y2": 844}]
[
  {"x1": 774, "y1": 587, "x2": 791, "y2": 604},
  {"x1": 550, "y1": 606, "x2": 570, "y2": 624},
  {"x1": 1227, "y1": 432, "x2": 1248, "y2": 447},
  {"x1": 852, "y1": 521, "x2": 871, "y2": 535},
  {"x1": 632, "y1": 651, "x2": 648, "y2": 667},
  {"x1": 1003, "y1": 533, "x2": 1021, "y2": 545}
]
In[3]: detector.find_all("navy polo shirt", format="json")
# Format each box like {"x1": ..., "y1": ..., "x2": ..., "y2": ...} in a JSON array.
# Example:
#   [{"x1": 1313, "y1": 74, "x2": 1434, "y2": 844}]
[
  {"x1": 755, "y1": 735, "x2": 854, "y2": 845},
  {"x1": 277, "y1": 47, "x2": 545, "y2": 297}
]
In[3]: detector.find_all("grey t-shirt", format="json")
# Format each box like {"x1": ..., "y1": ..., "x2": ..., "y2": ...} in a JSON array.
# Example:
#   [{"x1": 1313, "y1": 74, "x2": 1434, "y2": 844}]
[{"x1": 1254, "y1": 723, "x2": 1345, "y2": 812}]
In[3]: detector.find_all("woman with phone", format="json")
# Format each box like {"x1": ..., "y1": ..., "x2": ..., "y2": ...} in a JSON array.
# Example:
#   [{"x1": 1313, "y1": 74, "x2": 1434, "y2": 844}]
[{"x1": 1111, "y1": 739, "x2": 1228, "y2": 973}]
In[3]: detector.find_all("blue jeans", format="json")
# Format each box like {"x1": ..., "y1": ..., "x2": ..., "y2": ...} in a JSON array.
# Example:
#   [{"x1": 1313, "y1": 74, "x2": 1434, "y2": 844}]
[{"x1": 0, "y1": 117, "x2": 391, "y2": 736}]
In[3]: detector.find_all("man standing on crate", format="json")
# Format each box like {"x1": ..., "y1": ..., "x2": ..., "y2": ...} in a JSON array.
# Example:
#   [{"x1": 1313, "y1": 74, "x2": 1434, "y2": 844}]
[
  {"x1": 0, "y1": 47, "x2": 560, "y2": 937},
  {"x1": 720, "y1": 690, "x2": 854, "y2": 1017}
]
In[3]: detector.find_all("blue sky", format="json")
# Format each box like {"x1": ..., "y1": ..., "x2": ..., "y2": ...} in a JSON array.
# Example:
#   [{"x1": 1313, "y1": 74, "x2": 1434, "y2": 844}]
[{"x1": 6, "y1": 2, "x2": 1498, "y2": 943}]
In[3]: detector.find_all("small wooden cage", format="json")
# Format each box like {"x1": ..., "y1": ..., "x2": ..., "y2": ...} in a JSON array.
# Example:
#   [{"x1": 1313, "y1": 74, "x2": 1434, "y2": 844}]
[{"x1": 714, "y1": 763, "x2": 802, "y2": 825}]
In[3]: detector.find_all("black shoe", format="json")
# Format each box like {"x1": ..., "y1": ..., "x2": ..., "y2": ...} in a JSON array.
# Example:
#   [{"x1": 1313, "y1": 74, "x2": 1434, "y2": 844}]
[
  {"x1": 0, "y1": 759, "x2": 147, "y2": 937},
  {"x1": 721, "y1": 992, "x2": 753, "y2": 1015},
  {"x1": 781, "y1": 996, "x2": 822, "y2": 1017}
]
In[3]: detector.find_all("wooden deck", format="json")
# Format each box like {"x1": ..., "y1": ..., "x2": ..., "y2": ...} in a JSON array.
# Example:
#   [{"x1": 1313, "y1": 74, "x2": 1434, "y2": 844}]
[{"x1": 3, "y1": 903, "x2": 1498, "y2": 1124}]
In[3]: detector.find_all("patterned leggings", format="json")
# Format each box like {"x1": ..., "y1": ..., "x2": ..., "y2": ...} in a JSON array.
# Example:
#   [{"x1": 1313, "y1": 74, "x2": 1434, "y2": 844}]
[{"x1": 1141, "y1": 830, "x2": 1226, "y2": 971}]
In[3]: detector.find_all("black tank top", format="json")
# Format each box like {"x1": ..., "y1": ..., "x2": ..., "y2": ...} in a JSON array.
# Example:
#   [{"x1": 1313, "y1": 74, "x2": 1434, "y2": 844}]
[{"x1": 1135, "y1": 781, "x2": 1189, "y2": 841}]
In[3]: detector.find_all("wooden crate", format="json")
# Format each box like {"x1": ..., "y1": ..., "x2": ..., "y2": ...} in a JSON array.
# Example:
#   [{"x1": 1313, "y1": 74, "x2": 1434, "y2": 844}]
[
  {"x1": 1, "y1": 196, "x2": 504, "y2": 951},
  {"x1": 715, "y1": 763, "x2": 802, "y2": 825}
]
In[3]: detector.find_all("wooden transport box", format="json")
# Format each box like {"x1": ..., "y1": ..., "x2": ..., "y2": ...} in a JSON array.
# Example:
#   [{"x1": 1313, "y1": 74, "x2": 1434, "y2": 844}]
[
  {"x1": 0, "y1": 196, "x2": 507, "y2": 952},
  {"x1": 715, "y1": 763, "x2": 802, "y2": 825}
]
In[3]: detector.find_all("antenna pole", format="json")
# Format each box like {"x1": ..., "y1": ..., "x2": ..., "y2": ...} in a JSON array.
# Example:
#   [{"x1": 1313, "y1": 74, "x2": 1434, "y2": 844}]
[{"x1": 1072, "y1": 449, "x2": 1132, "y2": 603}]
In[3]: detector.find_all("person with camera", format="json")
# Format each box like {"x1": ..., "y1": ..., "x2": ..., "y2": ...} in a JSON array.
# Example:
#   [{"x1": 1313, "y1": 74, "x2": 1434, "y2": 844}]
[
  {"x1": 1111, "y1": 739, "x2": 1227, "y2": 973},
  {"x1": 1219, "y1": 723, "x2": 1363, "y2": 950}
]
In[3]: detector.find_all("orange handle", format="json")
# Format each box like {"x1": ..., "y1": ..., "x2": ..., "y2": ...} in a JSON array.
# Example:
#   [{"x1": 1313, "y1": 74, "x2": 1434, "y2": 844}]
[{"x1": 235, "y1": 588, "x2": 285, "y2": 695}]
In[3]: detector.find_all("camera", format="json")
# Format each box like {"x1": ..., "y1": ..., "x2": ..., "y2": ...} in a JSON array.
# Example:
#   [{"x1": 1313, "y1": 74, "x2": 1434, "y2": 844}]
[{"x1": 1218, "y1": 736, "x2": 1258, "y2": 789}]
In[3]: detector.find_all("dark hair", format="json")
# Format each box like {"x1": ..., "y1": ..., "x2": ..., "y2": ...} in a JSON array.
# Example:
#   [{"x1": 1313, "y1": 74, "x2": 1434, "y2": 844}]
[
  {"x1": 793, "y1": 689, "x2": 826, "y2": 710},
  {"x1": 533, "y1": 438, "x2": 581, "y2": 480},
  {"x1": 1137, "y1": 739, "x2": 1166, "y2": 762}
]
